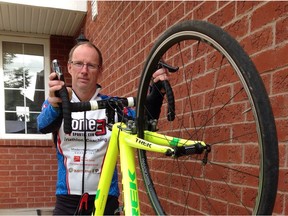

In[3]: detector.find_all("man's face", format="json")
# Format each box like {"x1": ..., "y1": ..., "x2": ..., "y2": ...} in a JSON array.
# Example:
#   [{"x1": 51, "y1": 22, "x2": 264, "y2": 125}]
[{"x1": 68, "y1": 44, "x2": 102, "y2": 91}]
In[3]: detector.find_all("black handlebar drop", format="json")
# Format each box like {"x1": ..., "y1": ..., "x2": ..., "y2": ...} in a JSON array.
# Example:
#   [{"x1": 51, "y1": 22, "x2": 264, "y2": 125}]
[
  {"x1": 157, "y1": 60, "x2": 178, "y2": 121},
  {"x1": 52, "y1": 59, "x2": 72, "y2": 134},
  {"x1": 162, "y1": 80, "x2": 175, "y2": 121}
]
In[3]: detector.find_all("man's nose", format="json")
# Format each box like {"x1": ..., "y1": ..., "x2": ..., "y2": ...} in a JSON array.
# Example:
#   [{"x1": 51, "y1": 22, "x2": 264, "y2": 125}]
[{"x1": 80, "y1": 65, "x2": 89, "y2": 73}]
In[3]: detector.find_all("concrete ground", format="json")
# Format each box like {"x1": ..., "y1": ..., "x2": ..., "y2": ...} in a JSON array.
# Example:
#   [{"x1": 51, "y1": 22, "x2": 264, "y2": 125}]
[{"x1": 0, "y1": 208, "x2": 53, "y2": 216}]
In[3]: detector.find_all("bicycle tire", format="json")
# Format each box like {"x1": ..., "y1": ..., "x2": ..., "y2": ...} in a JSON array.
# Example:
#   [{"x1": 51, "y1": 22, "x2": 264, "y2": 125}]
[{"x1": 136, "y1": 20, "x2": 278, "y2": 215}]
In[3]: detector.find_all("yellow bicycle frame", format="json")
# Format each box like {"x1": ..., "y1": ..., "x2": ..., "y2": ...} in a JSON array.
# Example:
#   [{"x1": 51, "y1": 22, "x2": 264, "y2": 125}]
[{"x1": 93, "y1": 122, "x2": 206, "y2": 215}]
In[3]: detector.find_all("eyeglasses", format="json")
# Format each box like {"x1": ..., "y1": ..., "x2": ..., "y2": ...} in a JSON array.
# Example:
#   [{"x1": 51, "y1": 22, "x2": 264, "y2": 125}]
[{"x1": 70, "y1": 61, "x2": 100, "y2": 71}]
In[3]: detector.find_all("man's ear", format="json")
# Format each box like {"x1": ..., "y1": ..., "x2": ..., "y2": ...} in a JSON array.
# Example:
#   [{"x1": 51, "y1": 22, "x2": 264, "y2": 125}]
[
  {"x1": 67, "y1": 87, "x2": 72, "y2": 100},
  {"x1": 67, "y1": 63, "x2": 72, "y2": 75},
  {"x1": 98, "y1": 66, "x2": 104, "y2": 79}
]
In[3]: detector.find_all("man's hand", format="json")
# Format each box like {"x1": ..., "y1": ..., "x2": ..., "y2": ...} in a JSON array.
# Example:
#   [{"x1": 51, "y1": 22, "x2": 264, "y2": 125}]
[
  {"x1": 152, "y1": 68, "x2": 169, "y2": 83},
  {"x1": 48, "y1": 72, "x2": 72, "y2": 107}
]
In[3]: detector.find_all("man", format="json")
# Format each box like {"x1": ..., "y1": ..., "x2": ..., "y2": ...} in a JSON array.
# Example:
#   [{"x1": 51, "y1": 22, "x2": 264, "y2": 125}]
[{"x1": 37, "y1": 41, "x2": 168, "y2": 215}]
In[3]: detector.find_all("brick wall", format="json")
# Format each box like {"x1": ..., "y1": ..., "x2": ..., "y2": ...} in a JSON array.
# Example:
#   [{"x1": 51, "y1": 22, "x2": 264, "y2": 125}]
[
  {"x1": 0, "y1": 140, "x2": 56, "y2": 208},
  {"x1": 83, "y1": 1, "x2": 288, "y2": 214},
  {"x1": 50, "y1": 35, "x2": 75, "y2": 85}
]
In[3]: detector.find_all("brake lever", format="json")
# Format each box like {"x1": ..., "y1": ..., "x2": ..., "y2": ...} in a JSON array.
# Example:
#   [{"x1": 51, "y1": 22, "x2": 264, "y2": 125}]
[
  {"x1": 158, "y1": 60, "x2": 179, "y2": 73},
  {"x1": 52, "y1": 59, "x2": 64, "y2": 81}
]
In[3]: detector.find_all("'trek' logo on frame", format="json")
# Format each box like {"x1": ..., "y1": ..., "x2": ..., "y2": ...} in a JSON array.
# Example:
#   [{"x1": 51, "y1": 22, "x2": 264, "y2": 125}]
[{"x1": 71, "y1": 118, "x2": 107, "y2": 135}]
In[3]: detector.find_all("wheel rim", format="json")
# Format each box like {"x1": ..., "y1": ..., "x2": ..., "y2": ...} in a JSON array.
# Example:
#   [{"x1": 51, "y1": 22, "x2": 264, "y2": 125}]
[{"x1": 137, "y1": 21, "x2": 277, "y2": 215}]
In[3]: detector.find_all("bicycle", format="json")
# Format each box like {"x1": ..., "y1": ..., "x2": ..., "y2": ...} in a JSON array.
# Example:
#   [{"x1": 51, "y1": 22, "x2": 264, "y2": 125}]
[{"x1": 57, "y1": 20, "x2": 279, "y2": 215}]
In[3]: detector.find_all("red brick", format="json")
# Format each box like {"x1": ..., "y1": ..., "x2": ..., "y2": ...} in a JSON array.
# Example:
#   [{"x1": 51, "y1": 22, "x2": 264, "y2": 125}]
[
  {"x1": 194, "y1": 1, "x2": 217, "y2": 20},
  {"x1": 236, "y1": 1, "x2": 262, "y2": 15},
  {"x1": 272, "y1": 67, "x2": 288, "y2": 94},
  {"x1": 276, "y1": 119, "x2": 288, "y2": 142},
  {"x1": 276, "y1": 16, "x2": 288, "y2": 45},
  {"x1": 242, "y1": 26, "x2": 274, "y2": 55},
  {"x1": 251, "y1": 2, "x2": 288, "y2": 31},
  {"x1": 208, "y1": 2, "x2": 236, "y2": 27},
  {"x1": 252, "y1": 43, "x2": 288, "y2": 73}
]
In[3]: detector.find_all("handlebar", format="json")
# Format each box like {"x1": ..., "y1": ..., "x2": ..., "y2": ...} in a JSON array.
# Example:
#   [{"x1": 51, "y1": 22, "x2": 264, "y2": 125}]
[
  {"x1": 70, "y1": 97, "x2": 136, "y2": 112},
  {"x1": 158, "y1": 60, "x2": 178, "y2": 121},
  {"x1": 162, "y1": 80, "x2": 175, "y2": 121},
  {"x1": 58, "y1": 87, "x2": 72, "y2": 133},
  {"x1": 52, "y1": 59, "x2": 177, "y2": 134}
]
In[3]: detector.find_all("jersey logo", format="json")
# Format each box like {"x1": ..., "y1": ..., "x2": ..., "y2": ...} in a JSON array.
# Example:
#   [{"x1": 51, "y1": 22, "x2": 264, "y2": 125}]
[
  {"x1": 71, "y1": 118, "x2": 107, "y2": 136},
  {"x1": 74, "y1": 156, "x2": 81, "y2": 162}
]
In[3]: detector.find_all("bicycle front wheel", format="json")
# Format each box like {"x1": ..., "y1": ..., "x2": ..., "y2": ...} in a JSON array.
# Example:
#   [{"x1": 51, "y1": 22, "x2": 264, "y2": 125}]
[{"x1": 136, "y1": 20, "x2": 278, "y2": 215}]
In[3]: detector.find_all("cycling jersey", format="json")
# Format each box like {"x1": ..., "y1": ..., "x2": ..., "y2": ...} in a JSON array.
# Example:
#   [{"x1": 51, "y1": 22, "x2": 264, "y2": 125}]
[{"x1": 37, "y1": 86, "x2": 120, "y2": 197}]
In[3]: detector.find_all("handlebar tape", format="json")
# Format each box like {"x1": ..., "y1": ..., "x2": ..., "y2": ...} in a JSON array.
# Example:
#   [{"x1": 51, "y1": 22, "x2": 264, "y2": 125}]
[
  {"x1": 58, "y1": 85, "x2": 72, "y2": 134},
  {"x1": 70, "y1": 97, "x2": 136, "y2": 112},
  {"x1": 157, "y1": 61, "x2": 177, "y2": 121},
  {"x1": 71, "y1": 101, "x2": 92, "y2": 112},
  {"x1": 163, "y1": 80, "x2": 175, "y2": 121}
]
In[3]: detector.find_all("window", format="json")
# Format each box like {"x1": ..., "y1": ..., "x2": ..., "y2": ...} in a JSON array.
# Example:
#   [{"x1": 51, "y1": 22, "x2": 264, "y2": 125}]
[{"x1": 0, "y1": 36, "x2": 50, "y2": 139}]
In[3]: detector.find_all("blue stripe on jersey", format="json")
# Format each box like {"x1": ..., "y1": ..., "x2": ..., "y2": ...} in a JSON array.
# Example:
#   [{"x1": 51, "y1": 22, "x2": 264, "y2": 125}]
[{"x1": 56, "y1": 148, "x2": 68, "y2": 195}]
